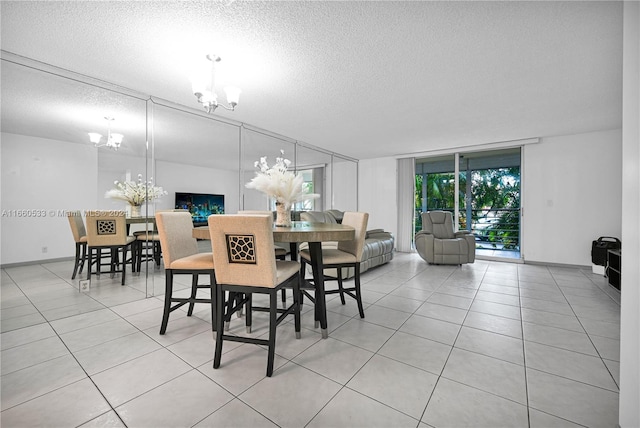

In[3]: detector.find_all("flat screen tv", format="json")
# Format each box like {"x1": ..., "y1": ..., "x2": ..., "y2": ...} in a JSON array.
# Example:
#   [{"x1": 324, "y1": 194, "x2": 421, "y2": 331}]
[{"x1": 175, "y1": 192, "x2": 225, "y2": 225}]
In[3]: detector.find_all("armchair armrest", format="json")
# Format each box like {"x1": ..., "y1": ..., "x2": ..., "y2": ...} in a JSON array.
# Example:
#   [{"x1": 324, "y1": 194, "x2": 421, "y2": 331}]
[{"x1": 414, "y1": 230, "x2": 435, "y2": 263}]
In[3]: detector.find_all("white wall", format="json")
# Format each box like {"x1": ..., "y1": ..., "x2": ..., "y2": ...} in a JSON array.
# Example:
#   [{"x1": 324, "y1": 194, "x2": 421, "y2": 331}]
[
  {"x1": 619, "y1": 1, "x2": 639, "y2": 426},
  {"x1": 332, "y1": 160, "x2": 358, "y2": 212},
  {"x1": 522, "y1": 129, "x2": 622, "y2": 266},
  {"x1": 359, "y1": 157, "x2": 397, "y2": 236},
  {"x1": 155, "y1": 160, "x2": 240, "y2": 213},
  {"x1": 1, "y1": 133, "x2": 98, "y2": 264}
]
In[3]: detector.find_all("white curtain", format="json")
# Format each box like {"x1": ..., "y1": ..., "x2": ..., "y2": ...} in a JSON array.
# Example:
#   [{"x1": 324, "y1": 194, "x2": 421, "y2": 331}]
[{"x1": 396, "y1": 157, "x2": 415, "y2": 252}]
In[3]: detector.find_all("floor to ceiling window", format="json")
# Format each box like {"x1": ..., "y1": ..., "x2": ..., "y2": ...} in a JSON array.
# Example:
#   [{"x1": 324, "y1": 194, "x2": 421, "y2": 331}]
[{"x1": 415, "y1": 148, "x2": 522, "y2": 260}]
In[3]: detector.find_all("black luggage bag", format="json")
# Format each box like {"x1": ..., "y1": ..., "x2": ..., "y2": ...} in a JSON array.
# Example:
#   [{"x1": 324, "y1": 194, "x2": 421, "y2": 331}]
[{"x1": 591, "y1": 237, "x2": 621, "y2": 266}]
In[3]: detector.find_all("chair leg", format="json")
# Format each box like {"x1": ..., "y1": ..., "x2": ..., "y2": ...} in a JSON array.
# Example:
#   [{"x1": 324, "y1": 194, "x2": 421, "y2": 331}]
[
  {"x1": 160, "y1": 270, "x2": 173, "y2": 334},
  {"x1": 209, "y1": 272, "x2": 217, "y2": 331},
  {"x1": 294, "y1": 275, "x2": 302, "y2": 339},
  {"x1": 121, "y1": 246, "x2": 127, "y2": 285},
  {"x1": 266, "y1": 290, "x2": 278, "y2": 377},
  {"x1": 154, "y1": 242, "x2": 162, "y2": 267},
  {"x1": 354, "y1": 265, "x2": 365, "y2": 318},
  {"x1": 187, "y1": 274, "x2": 198, "y2": 316},
  {"x1": 78, "y1": 243, "x2": 87, "y2": 275},
  {"x1": 224, "y1": 291, "x2": 236, "y2": 331},
  {"x1": 337, "y1": 268, "x2": 346, "y2": 305},
  {"x1": 86, "y1": 247, "x2": 93, "y2": 282},
  {"x1": 246, "y1": 294, "x2": 252, "y2": 333},
  {"x1": 213, "y1": 284, "x2": 225, "y2": 369},
  {"x1": 72, "y1": 242, "x2": 82, "y2": 279}
]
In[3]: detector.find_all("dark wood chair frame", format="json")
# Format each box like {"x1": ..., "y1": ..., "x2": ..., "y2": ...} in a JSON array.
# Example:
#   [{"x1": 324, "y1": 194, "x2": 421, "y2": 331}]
[
  {"x1": 160, "y1": 268, "x2": 217, "y2": 334},
  {"x1": 214, "y1": 272, "x2": 301, "y2": 377}
]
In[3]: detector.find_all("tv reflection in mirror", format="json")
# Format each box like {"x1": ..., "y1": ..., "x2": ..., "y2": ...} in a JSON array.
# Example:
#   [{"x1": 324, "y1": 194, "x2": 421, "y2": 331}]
[{"x1": 175, "y1": 192, "x2": 225, "y2": 226}]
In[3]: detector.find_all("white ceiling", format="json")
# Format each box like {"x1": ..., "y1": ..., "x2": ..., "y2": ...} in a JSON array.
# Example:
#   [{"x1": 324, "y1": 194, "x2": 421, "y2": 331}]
[{"x1": 0, "y1": 1, "x2": 623, "y2": 161}]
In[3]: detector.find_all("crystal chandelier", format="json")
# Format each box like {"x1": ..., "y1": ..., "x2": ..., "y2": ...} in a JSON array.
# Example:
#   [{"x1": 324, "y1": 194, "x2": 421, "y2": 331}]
[
  {"x1": 88, "y1": 117, "x2": 123, "y2": 150},
  {"x1": 191, "y1": 54, "x2": 241, "y2": 113}
]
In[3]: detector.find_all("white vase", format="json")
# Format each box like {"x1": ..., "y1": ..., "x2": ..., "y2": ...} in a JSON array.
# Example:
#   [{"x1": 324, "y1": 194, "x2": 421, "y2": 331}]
[
  {"x1": 130, "y1": 204, "x2": 141, "y2": 217},
  {"x1": 275, "y1": 202, "x2": 292, "y2": 227}
]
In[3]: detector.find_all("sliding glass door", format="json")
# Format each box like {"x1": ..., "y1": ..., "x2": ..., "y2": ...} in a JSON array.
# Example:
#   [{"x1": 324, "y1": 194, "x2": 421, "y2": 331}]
[{"x1": 415, "y1": 148, "x2": 522, "y2": 260}]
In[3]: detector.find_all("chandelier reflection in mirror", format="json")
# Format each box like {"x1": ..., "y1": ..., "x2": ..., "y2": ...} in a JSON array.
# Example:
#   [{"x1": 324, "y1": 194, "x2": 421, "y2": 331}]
[
  {"x1": 88, "y1": 117, "x2": 124, "y2": 151},
  {"x1": 191, "y1": 54, "x2": 241, "y2": 113}
]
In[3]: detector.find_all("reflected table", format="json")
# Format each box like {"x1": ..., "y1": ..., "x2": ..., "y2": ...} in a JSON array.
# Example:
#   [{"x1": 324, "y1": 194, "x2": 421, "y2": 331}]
[{"x1": 193, "y1": 221, "x2": 355, "y2": 338}]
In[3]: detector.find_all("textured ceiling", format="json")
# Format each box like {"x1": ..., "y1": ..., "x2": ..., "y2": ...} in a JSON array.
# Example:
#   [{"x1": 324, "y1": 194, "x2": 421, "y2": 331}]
[{"x1": 0, "y1": 1, "x2": 623, "y2": 161}]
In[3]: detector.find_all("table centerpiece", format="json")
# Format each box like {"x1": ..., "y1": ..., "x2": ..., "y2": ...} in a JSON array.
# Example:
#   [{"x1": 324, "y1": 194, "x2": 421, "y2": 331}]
[
  {"x1": 245, "y1": 150, "x2": 319, "y2": 226},
  {"x1": 105, "y1": 174, "x2": 168, "y2": 216}
]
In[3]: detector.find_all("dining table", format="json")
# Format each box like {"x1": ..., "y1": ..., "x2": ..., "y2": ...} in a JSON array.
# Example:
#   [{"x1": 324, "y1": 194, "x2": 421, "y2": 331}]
[{"x1": 193, "y1": 220, "x2": 355, "y2": 338}]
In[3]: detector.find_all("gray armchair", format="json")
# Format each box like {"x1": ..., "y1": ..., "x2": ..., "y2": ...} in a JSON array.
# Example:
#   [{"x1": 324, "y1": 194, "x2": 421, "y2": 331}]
[{"x1": 415, "y1": 211, "x2": 476, "y2": 265}]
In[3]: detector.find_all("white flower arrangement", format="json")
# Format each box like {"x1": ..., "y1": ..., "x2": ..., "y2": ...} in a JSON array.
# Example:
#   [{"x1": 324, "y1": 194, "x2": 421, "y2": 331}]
[
  {"x1": 105, "y1": 174, "x2": 168, "y2": 206},
  {"x1": 245, "y1": 150, "x2": 319, "y2": 206}
]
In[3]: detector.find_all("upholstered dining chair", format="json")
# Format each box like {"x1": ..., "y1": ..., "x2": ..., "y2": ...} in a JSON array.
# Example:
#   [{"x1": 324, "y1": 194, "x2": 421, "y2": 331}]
[
  {"x1": 238, "y1": 210, "x2": 289, "y2": 304},
  {"x1": 155, "y1": 211, "x2": 216, "y2": 335},
  {"x1": 299, "y1": 211, "x2": 369, "y2": 319},
  {"x1": 85, "y1": 210, "x2": 136, "y2": 285},
  {"x1": 208, "y1": 214, "x2": 301, "y2": 377},
  {"x1": 67, "y1": 210, "x2": 88, "y2": 279}
]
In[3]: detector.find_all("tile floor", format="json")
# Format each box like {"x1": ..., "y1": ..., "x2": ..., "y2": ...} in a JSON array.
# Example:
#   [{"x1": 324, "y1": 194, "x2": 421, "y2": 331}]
[{"x1": 1, "y1": 252, "x2": 621, "y2": 427}]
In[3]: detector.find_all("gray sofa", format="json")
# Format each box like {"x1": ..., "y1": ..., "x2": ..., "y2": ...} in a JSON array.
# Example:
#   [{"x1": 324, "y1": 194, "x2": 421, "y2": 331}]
[{"x1": 299, "y1": 210, "x2": 395, "y2": 277}]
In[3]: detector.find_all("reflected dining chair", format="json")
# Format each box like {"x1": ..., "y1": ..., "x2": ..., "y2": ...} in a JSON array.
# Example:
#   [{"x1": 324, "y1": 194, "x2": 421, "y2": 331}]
[
  {"x1": 67, "y1": 210, "x2": 88, "y2": 279},
  {"x1": 208, "y1": 214, "x2": 301, "y2": 377},
  {"x1": 85, "y1": 210, "x2": 136, "y2": 285},
  {"x1": 155, "y1": 211, "x2": 216, "y2": 335},
  {"x1": 299, "y1": 211, "x2": 369, "y2": 319}
]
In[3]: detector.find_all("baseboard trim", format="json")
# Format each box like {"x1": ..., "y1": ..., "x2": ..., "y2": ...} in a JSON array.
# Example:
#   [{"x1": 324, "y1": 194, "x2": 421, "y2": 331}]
[{"x1": 1, "y1": 256, "x2": 74, "y2": 270}]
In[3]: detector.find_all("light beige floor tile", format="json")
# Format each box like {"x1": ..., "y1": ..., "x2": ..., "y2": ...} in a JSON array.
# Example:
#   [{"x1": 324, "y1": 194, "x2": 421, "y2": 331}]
[
  {"x1": 378, "y1": 331, "x2": 451, "y2": 376},
  {"x1": 463, "y1": 310, "x2": 522, "y2": 339},
  {"x1": 116, "y1": 370, "x2": 233, "y2": 427},
  {"x1": 454, "y1": 326, "x2": 524, "y2": 365},
  {"x1": 1, "y1": 354, "x2": 86, "y2": 411},
  {"x1": 91, "y1": 348, "x2": 191, "y2": 407},
  {"x1": 330, "y1": 318, "x2": 395, "y2": 352},
  {"x1": 347, "y1": 354, "x2": 437, "y2": 419},
  {"x1": 400, "y1": 314, "x2": 461, "y2": 345},
  {"x1": 527, "y1": 368, "x2": 619, "y2": 427},
  {"x1": 0, "y1": 322, "x2": 56, "y2": 351},
  {"x1": 525, "y1": 341, "x2": 618, "y2": 391},
  {"x1": 442, "y1": 348, "x2": 527, "y2": 404},
  {"x1": 74, "y1": 331, "x2": 162, "y2": 375},
  {"x1": 361, "y1": 304, "x2": 412, "y2": 329},
  {"x1": 0, "y1": 378, "x2": 111, "y2": 427},
  {"x1": 194, "y1": 398, "x2": 278, "y2": 427},
  {"x1": 293, "y1": 337, "x2": 373, "y2": 384},
  {"x1": 415, "y1": 301, "x2": 468, "y2": 324},
  {"x1": 309, "y1": 387, "x2": 419, "y2": 428},
  {"x1": 240, "y1": 363, "x2": 342, "y2": 427},
  {"x1": 422, "y1": 377, "x2": 528, "y2": 428},
  {"x1": 523, "y1": 322, "x2": 598, "y2": 356},
  {"x1": 1, "y1": 335, "x2": 70, "y2": 375}
]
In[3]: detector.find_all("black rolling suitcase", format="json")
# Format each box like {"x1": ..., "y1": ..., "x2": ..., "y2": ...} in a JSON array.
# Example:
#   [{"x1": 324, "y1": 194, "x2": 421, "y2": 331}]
[{"x1": 591, "y1": 237, "x2": 621, "y2": 266}]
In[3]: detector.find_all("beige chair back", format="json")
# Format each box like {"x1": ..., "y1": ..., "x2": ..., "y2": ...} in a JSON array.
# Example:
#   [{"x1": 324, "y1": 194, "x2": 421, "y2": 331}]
[
  {"x1": 208, "y1": 214, "x2": 278, "y2": 288},
  {"x1": 337, "y1": 212, "x2": 369, "y2": 262},
  {"x1": 67, "y1": 210, "x2": 86, "y2": 242},
  {"x1": 85, "y1": 210, "x2": 128, "y2": 246},
  {"x1": 422, "y1": 211, "x2": 455, "y2": 239},
  {"x1": 155, "y1": 212, "x2": 199, "y2": 267}
]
